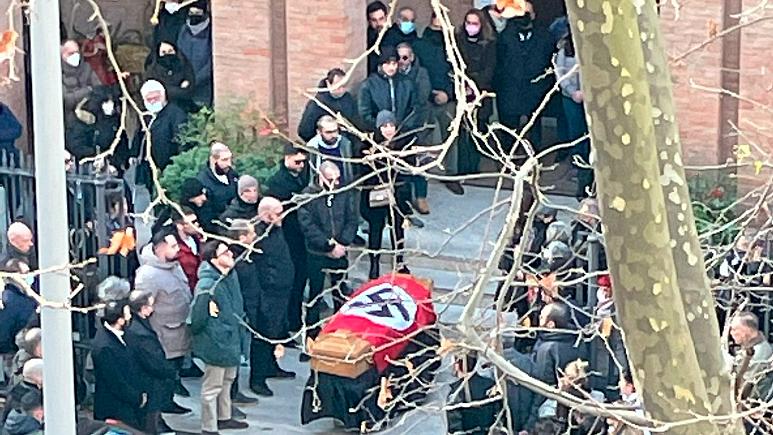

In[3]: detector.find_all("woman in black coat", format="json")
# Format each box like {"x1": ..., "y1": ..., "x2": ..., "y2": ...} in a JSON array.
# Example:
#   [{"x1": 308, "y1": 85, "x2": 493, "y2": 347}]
[
  {"x1": 145, "y1": 41, "x2": 196, "y2": 112},
  {"x1": 456, "y1": 9, "x2": 497, "y2": 175},
  {"x1": 359, "y1": 110, "x2": 412, "y2": 279},
  {"x1": 297, "y1": 68, "x2": 361, "y2": 142},
  {"x1": 64, "y1": 85, "x2": 128, "y2": 163}
]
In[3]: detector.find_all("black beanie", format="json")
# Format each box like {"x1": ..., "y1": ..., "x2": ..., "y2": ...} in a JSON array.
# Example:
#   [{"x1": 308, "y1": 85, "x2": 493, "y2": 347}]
[
  {"x1": 180, "y1": 177, "x2": 206, "y2": 201},
  {"x1": 378, "y1": 46, "x2": 398, "y2": 65}
]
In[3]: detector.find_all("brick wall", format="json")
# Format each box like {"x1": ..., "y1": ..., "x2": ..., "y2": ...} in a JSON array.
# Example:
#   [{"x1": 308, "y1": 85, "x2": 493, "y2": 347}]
[
  {"x1": 660, "y1": 2, "x2": 724, "y2": 166},
  {"x1": 285, "y1": 0, "x2": 366, "y2": 135},
  {"x1": 212, "y1": 0, "x2": 273, "y2": 111}
]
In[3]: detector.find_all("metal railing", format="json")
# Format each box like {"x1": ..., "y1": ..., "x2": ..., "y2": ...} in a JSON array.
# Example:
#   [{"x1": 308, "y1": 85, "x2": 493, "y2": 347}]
[{"x1": 0, "y1": 151, "x2": 128, "y2": 342}]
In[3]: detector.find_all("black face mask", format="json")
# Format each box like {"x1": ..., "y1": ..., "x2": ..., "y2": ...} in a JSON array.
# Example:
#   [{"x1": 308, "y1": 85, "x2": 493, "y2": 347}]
[
  {"x1": 188, "y1": 14, "x2": 206, "y2": 25},
  {"x1": 512, "y1": 13, "x2": 532, "y2": 29},
  {"x1": 158, "y1": 54, "x2": 179, "y2": 69}
]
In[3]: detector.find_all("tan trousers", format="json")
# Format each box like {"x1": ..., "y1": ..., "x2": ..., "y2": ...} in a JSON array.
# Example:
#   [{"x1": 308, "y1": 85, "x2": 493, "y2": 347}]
[{"x1": 200, "y1": 364, "x2": 238, "y2": 432}]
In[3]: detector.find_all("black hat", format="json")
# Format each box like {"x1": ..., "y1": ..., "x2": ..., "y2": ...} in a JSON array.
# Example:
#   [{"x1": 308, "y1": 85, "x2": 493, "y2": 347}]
[
  {"x1": 180, "y1": 177, "x2": 206, "y2": 201},
  {"x1": 283, "y1": 142, "x2": 308, "y2": 156},
  {"x1": 378, "y1": 46, "x2": 398, "y2": 65}
]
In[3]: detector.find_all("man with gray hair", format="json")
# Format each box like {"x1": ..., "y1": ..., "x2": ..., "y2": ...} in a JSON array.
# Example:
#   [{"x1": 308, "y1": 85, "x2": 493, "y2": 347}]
[
  {"x1": 0, "y1": 358, "x2": 43, "y2": 426},
  {"x1": 250, "y1": 197, "x2": 297, "y2": 395},
  {"x1": 197, "y1": 141, "x2": 240, "y2": 232},
  {"x1": 730, "y1": 311, "x2": 773, "y2": 399},
  {"x1": 298, "y1": 162, "x2": 358, "y2": 347}
]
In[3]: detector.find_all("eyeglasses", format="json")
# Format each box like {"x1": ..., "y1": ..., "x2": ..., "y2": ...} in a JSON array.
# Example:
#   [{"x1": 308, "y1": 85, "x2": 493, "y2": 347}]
[
  {"x1": 400, "y1": 55, "x2": 410, "y2": 61},
  {"x1": 293, "y1": 159, "x2": 307, "y2": 165}
]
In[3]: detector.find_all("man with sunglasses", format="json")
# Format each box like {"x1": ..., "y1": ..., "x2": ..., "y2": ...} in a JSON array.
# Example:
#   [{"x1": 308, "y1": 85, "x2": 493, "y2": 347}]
[
  {"x1": 266, "y1": 144, "x2": 310, "y2": 341},
  {"x1": 190, "y1": 240, "x2": 249, "y2": 434}
]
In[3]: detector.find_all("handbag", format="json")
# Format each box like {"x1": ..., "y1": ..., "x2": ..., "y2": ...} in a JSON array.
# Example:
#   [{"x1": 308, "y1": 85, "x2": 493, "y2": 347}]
[{"x1": 368, "y1": 186, "x2": 393, "y2": 208}]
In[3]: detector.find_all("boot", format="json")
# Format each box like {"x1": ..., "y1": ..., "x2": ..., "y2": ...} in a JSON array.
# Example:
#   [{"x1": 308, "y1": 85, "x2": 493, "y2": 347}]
[{"x1": 369, "y1": 254, "x2": 380, "y2": 279}]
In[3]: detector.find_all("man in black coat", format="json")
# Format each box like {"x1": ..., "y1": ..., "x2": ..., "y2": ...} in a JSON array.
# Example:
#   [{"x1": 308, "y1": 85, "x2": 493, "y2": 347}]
[
  {"x1": 514, "y1": 302, "x2": 587, "y2": 430},
  {"x1": 0, "y1": 358, "x2": 42, "y2": 427},
  {"x1": 446, "y1": 353, "x2": 502, "y2": 435},
  {"x1": 298, "y1": 162, "x2": 358, "y2": 342},
  {"x1": 366, "y1": 1, "x2": 389, "y2": 75},
  {"x1": 494, "y1": 2, "x2": 556, "y2": 151},
  {"x1": 250, "y1": 197, "x2": 297, "y2": 396},
  {"x1": 218, "y1": 175, "x2": 260, "y2": 230},
  {"x1": 196, "y1": 141, "x2": 240, "y2": 233},
  {"x1": 1, "y1": 222, "x2": 36, "y2": 271},
  {"x1": 121, "y1": 80, "x2": 188, "y2": 188},
  {"x1": 381, "y1": 7, "x2": 419, "y2": 53},
  {"x1": 91, "y1": 300, "x2": 148, "y2": 430},
  {"x1": 265, "y1": 145, "x2": 309, "y2": 337},
  {"x1": 124, "y1": 290, "x2": 187, "y2": 433},
  {"x1": 358, "y1": 46, "x2": 420, "y2": 133},
  {"x1": 297, "y1": 69, "x2": 361, "y2": 143}
]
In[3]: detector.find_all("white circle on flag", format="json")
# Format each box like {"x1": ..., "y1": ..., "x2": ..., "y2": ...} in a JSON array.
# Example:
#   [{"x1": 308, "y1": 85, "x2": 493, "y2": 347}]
[{"x1": 339, "y1": 283, "x2": 418, "y2": 331}]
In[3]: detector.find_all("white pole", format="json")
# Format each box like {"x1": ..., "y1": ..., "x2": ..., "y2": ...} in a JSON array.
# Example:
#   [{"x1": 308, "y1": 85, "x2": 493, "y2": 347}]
[{"x1": 29, "y1": 0, "x2": 76, "y2": 433}]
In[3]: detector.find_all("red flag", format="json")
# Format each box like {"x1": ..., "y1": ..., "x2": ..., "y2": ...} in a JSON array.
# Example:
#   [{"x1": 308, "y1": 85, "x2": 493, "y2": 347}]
[{"x1": 322, "y1": 275, "x2": 437, "y2": 373}]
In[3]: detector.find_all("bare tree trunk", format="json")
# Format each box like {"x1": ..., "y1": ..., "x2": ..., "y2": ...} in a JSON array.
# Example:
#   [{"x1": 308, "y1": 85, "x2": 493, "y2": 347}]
[
  {"x1": 635, "y1": 1, "x2": 739, "y2": 425},
  {"x1": 565, "y1": 1, "x2": 718, "y2": 432}
]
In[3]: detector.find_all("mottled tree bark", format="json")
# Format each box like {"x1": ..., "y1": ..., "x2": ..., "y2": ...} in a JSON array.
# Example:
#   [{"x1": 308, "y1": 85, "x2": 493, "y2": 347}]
[
  {"x1": 565, "y1": 0, "x2": 718, "y2": 432},
  {"x1": 636, "y1": 1, "x2": 739, "y2": 426}
]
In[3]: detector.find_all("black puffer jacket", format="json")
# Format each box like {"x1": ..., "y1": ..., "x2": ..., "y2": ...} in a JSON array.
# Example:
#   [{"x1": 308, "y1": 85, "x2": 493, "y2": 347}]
[
  {"x1": 265, "y1": 164, "x2": 309, "y2": 257},
  {"x1": 457, "y1": 34, "x2": 497, "y2": 91},
  {"x1": 297, "y1": 186, "x2": 358, "y2": 255},
  {"x1": 358, "y1": 69, "x2": 419, "y2": 132},
  {"x1": 196, "y1": 165, "x2": 240, "y2": 233},
  {"x1": 232, "y1": 245, "x2": 262, "y2": 327},
  {"x1": 218, "y1": 196, "x2": 258, "y2": 228},
  {"x1": 254, "y1": 222, "x2": 295, "y2": 337}
]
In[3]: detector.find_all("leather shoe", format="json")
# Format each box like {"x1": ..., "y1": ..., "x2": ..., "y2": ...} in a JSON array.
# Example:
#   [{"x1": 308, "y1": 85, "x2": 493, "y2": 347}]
[
  {"x1": 161, "y1": 402, "x2": 190, "y2": 414},
  {"x1": 413, "y1": 198, "x2": 430, "y2": 214},
  {"x1": 250, "y1": 381, "x2": 274, "y2": 397},
  {"x1": 218, "y1": 419, "x2": 249, "y2": 430},
  {"x1": 231, "y1": 405, "x2": 246, "y2": 419},
  {"x1": 268, "y1": 368, "x2": 296, "y2": 379},
  {"x1": 407, "y1": 216, "x2": 424, "y2": 228},
  {"x1": 443, "y1": 181, "x2": 465, "y2": 195},
  {"x1": 178, "y1": 364, "x2": 204, "y2": 378},
  {"x1": 201, "y1": 431, "x2": 220, "y2": 435},
  {"x1": 299, "y1": 353, "x2": 311, "y2": 362},
  {"x1": 174, "y1": 382, "x2": 190, "y2": 397},
  {"x1": 232, "y1": 391, "x2": 259, "y2": 405}
]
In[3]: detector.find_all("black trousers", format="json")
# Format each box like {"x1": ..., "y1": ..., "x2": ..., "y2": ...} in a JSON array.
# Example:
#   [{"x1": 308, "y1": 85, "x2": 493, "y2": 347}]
[
  {"x1": 249, "y1": 336, "x2": 279, "y2": 385},
  {"x1": 306, "y1": 254, "x2": 349, "y2": 340},
  {"x1": 286, "y1": 245, "x2": 308, "y2": 335}
]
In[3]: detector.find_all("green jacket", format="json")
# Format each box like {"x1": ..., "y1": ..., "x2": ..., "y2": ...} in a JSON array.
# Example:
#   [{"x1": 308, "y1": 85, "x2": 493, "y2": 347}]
[{"x1": 189, "y1": 261, "x2": 245, "y2": 367}]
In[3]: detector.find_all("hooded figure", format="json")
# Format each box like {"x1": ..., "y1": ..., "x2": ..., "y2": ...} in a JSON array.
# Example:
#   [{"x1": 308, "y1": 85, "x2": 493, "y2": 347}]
[
  {"x1": 145, "y1": 40, "x2": 196, "y2": 112},
  {"x1": 176, "y1": 2, "x2": 213, "y2": 107},
  {"x1": 64, "y1": 85, "x2": 128, "y2": 161}
]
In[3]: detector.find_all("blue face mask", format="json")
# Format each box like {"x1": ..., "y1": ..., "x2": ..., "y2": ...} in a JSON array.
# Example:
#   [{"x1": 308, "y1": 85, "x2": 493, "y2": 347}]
[
  {"x1": 399, "y1": 21, "x2": 415, "y2": 34},
  {"x1": 25, "y1": 276, "x2": 35, "y2": 286}
]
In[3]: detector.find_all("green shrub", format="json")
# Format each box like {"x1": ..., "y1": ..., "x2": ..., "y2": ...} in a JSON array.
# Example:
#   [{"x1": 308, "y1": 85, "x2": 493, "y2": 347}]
[
  {"x1": 160, "y1": 101, "x2": 284, "y2": 201},
  {"x1": 687, "y1": 171, "x2": 739, "y2": 246}
]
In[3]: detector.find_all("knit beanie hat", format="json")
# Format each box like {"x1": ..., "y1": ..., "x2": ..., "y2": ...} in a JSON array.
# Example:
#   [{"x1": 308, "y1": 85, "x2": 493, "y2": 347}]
[
  {"x1": 237, "y1": 175, "x2": 258, "y2": 195},
  {"x1": 376, "y1": 110, "x2": 397, "y2": 129},
  {"x1": 180, "y1": 177, "x2": 206, "y2": 201}
]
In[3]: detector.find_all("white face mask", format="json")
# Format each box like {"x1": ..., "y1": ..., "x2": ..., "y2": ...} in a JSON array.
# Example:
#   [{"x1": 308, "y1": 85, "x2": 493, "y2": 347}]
[
  {"x1": 164, "y1": 1, "x2": 181, "y2": 14},
  {"x1": 102, "y1": 100, "x2": 115, "y2": 116},
  {"x1": 144, "y1": 100, "x2": 165, "y2": 114},
  {"x1": 65, "y1": 53, "x2": 81, "y2": 67}
]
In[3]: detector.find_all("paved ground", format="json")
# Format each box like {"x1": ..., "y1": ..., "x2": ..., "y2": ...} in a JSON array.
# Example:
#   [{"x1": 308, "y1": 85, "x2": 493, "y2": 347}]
[{"x1": 132, "y1": 177, "x2": 581, "y2": 434}]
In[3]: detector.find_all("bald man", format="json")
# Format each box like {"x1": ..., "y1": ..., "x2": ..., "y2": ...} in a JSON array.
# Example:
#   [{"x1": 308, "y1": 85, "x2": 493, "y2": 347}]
[
  {"x1": 298, "y1": 162, "x2": 358, "y2": 345},
  {"x1": 0, "y1": 358, "x2": 42, "y2": 426},
  {"x1": 249, "y1": 196, "x2": 296, "y2": 395},
  {"x1": 2, "y1": 222, "x2": 35, "y2": 269}
]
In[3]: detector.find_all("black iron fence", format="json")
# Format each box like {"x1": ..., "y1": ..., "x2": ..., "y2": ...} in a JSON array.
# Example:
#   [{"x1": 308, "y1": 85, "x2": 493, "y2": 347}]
[{"x1": 0, "y1": 151, "x2": 128, "y2": 341}]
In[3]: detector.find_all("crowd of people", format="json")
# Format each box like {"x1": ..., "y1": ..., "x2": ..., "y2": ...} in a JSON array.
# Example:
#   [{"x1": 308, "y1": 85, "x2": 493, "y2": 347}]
[{"x1": 2, "y1": 0, "x2": 771, "y2": 434}]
